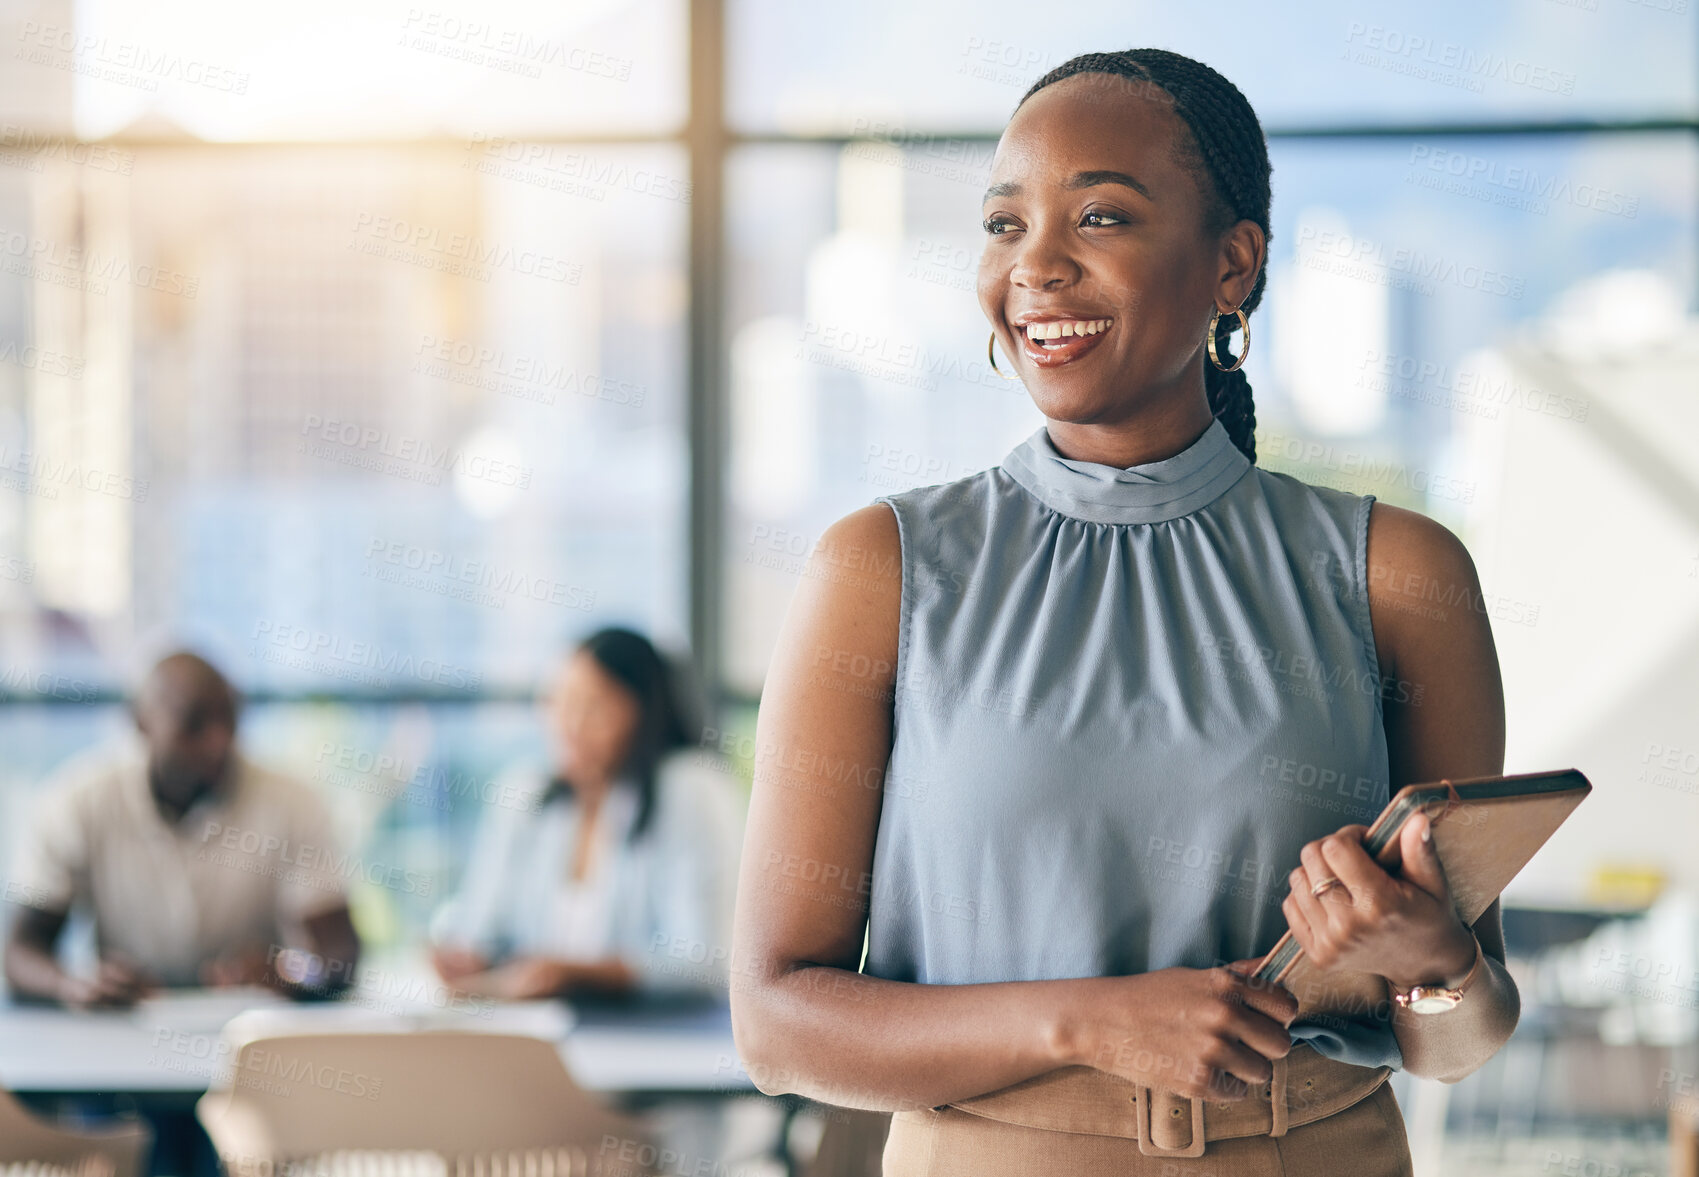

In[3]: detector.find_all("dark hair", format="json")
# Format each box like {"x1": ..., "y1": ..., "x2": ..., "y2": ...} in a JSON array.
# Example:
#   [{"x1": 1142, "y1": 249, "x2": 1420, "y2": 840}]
[
  {"x1": 557, "y1": 627, "x2": 702, "y2": 841},
  {"x1": 1017, "y1": 49, "x2": 1271, "y2": 464}
]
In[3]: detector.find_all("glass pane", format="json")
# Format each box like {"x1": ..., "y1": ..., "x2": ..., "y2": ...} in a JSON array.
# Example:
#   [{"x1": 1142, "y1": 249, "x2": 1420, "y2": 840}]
[
  {"x1": 0, "y1": 143, "x2": 689, "y2": 696},
  {"x1": 729, "y1": 0, "x2": 1699, "y2": 133},
  {"x1": 5, "y1": 0, "x2": 685, "y2": 140}
]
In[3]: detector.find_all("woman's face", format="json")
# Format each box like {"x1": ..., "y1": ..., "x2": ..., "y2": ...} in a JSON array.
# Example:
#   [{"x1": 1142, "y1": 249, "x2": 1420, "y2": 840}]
[
  {"x1": 978, "y1": 72, "x2": 1260, "y2": 427},
  {"x1": 543, "y1": 650, "x2": 641, "y2": 786}
]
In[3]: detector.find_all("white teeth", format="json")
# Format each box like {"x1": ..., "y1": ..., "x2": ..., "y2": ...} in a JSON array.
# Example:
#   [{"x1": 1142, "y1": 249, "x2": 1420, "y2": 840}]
[{"x1": 1024, "y1": 318, "x2": 1110, "y2": 341}]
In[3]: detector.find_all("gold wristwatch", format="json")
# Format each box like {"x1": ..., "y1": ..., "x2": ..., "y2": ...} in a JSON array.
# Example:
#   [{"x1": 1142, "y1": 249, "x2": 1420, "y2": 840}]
[{"x1": 1391, "y1": 936, "x2": 1484, "y2": 1015}]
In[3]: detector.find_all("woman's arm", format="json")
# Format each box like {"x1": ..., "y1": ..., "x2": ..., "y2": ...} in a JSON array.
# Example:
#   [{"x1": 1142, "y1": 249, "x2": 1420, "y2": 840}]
[
  {"x1": 1283, "y1": 502, "x2": 1519, "y2": 1084},
  {"x1": 1368, "y1": 503, "x2": 1519, "y2": 1081},
  {"x1": 729, "y1": 504, "x2": 1065, "y2": 1109},
  {"x1": 729, "y1": 504, "x2": 1297, "y2": 1111}
]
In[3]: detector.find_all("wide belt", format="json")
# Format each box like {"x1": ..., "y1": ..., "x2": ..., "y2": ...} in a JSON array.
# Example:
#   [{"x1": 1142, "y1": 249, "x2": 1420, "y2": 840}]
[{"x1": 942, "y1": 1043, "x2": 1390, "y2": 1158}]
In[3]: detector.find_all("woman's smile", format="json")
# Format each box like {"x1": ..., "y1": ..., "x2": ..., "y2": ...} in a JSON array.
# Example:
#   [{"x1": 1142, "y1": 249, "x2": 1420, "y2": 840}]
[{"x1": 1015, "y1": 315, "x2": 1115, "y2": 367}]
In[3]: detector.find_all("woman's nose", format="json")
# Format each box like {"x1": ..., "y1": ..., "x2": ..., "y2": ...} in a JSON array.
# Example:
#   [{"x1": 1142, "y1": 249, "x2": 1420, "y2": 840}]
[{"x1": 1008, "y1": 234, "x2": 1077, "y2": 291}]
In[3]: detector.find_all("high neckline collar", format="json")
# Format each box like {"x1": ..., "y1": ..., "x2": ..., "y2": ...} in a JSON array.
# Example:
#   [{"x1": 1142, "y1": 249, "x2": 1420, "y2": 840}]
[{"x1": 1000, "y1": 418, "x2": 1251, "y2": 525}]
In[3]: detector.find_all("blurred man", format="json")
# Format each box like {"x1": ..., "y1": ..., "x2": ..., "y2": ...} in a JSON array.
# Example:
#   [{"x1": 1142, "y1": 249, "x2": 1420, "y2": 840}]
[{"x1": 4, "y1": 651, "x2": 361, "y2": 1006}]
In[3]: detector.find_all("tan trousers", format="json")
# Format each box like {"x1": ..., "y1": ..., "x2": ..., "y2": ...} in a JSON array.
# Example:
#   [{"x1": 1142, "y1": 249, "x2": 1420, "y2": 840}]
[{"x1": 881, "y1": 1077, "x2": 1413, "y2": 1176}]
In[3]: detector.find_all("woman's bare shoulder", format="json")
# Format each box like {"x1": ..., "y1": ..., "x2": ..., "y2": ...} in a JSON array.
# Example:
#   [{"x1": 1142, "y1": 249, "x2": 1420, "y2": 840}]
[{"x1": 771, "y1": 503, "x2": 903, "y2": 685}]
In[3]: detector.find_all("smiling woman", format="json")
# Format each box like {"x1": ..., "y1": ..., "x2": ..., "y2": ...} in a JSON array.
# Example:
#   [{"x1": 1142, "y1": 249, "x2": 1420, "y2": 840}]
[
  {"x1": 978, "y1": 54, "x2": 1268, "y2": 465},
  {"x1": 730, "y1": 47, "x2": 1519, "y2": 1177}
]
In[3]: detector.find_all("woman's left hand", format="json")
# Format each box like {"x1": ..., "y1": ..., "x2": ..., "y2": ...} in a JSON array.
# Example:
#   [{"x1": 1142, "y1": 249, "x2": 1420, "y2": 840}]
[{"x1": 1283, "y1": 813, "x2": 1478, "y2": 992}]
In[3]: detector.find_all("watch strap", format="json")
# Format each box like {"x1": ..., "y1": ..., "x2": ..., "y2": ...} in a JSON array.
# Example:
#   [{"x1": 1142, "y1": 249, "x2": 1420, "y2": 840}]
[{"x1": 1393, "y1": 935, "x2": 1484, "y2": 1011}]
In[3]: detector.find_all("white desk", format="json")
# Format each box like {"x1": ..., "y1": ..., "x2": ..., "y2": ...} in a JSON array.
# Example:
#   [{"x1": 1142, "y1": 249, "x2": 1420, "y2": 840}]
[{"x1": 0, "y1": 988, "x2": 754, "y2": 1097}]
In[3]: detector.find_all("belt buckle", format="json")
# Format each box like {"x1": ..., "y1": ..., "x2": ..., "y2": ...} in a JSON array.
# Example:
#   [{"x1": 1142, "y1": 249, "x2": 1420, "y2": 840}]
[{"x1": 1133, "y1": 1086, "x2": 1206, "y2": 1158}]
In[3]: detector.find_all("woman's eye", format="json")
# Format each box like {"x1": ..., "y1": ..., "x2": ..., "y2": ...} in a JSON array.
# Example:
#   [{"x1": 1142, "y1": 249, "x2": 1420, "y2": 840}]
[
  {"x1": 982, "y1": 216, "x2": 1017, "y2": 235},
  {"x1": 1083, "y1": 210, "x2": 1125, "y2": 227}
]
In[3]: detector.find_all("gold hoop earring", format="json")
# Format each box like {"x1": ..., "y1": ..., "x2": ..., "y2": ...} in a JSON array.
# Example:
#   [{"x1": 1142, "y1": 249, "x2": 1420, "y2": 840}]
[
  {"x1": 987, "y1": 332, "x2": 1019, "y2": 381},
  {"x1": 1207, "y1": 306, "x2": 1250, "y2": 373}
]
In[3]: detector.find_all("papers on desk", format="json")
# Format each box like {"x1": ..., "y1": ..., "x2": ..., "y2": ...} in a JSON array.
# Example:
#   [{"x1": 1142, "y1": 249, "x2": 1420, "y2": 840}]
[
  {"x1": 128, "y1": 986, "x2": 287, "y2": 1035},
  {"x1": 223, "y1": 998, "x2": 576, "y2": 1049}
]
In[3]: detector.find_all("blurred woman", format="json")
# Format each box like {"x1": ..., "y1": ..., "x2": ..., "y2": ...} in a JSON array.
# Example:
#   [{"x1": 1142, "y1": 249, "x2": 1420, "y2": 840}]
[{"x1": 430, "y1": 628, "x2": 744, "y2": 999}]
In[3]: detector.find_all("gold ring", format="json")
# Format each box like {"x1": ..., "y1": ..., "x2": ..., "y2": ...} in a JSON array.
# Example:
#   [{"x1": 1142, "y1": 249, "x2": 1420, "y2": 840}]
[{"x1": 1310, "y1": 876, "x2": 1344, "y2": 897}]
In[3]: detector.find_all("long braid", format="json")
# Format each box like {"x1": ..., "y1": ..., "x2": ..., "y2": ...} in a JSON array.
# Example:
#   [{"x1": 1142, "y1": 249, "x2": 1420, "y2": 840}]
[{"x1": 1017, "y1": 50, "x2": 1271, "y2": 464}]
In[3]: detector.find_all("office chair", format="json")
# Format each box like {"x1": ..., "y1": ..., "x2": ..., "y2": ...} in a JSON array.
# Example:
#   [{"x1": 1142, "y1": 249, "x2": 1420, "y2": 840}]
[
  {"x1": 195, "y1": 1033, "x2": 660, "y2": 1177},
  {"x1": 0, "y1": 1086, "x2": 151, "y2": 1177}
]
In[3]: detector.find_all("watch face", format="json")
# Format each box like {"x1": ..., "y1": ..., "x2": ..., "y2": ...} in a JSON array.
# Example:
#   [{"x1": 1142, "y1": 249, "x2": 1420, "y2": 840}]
[{"x1": 1408, "y1": 991, "x2": 1461, "y2": 1015}]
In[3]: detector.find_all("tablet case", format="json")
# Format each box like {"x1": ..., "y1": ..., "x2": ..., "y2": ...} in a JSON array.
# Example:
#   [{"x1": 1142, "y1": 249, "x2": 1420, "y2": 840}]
[{"x1": 1251, "y1": 768, "x2": 1593, "y2": 1020}]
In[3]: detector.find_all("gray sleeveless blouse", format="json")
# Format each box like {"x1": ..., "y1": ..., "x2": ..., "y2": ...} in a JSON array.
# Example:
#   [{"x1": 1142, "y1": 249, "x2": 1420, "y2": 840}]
[{"x1": 866, "y1": 418, "x2": 1401, "y2": 1068}]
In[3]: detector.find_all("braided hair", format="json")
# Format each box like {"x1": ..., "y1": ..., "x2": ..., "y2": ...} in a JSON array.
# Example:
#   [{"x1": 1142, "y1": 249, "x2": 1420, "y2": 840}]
[{"x1": 1017, "y1": 49, "x2": 1271, "y2": 463}]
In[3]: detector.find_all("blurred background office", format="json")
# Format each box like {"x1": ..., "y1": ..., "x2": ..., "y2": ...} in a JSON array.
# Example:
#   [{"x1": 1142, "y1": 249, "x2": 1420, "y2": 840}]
[{"x1": 0, "y1": 1, "x2": 1695, "y2": 1175}]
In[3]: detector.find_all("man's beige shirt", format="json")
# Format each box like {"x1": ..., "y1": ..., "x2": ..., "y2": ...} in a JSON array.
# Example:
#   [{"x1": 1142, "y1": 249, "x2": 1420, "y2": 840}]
[{"x1": 12, "y1": 738, "x2": 350, "y2": 986}]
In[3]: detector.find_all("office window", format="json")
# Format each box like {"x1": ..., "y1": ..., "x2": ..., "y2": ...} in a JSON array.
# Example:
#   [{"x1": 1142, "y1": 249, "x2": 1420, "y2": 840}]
[
  {"x1": 1, "y1": 142, "x2": 689, "y2": 696},
  {"x1": 729, "y1": 0, "x2": 1698, "y2": 134},
  {"x1": 721, "y1": 141, "x2": 1045, "y2": 694},
  {"x1": 4, "y1": 0, "x2": 687, "y2": 140},
  {"x1": 719, "y1": 134, "x2": 1698, "y2": 696}
]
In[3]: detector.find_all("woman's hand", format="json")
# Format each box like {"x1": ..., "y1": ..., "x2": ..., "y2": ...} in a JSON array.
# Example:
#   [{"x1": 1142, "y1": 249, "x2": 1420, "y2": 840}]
[
  {"x1": 1057, "y1": 961, "x2": 1298, "y2": 1101},
  {"x1": 1283, "y1": 814, "x2": 1478, "y2": 992},
  {"x1": 453, "y1": 955, "x2": 577, "y2": 1000},
  {"x1": 430, "y1": 945, "x2": 489, "y2": 983}
]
